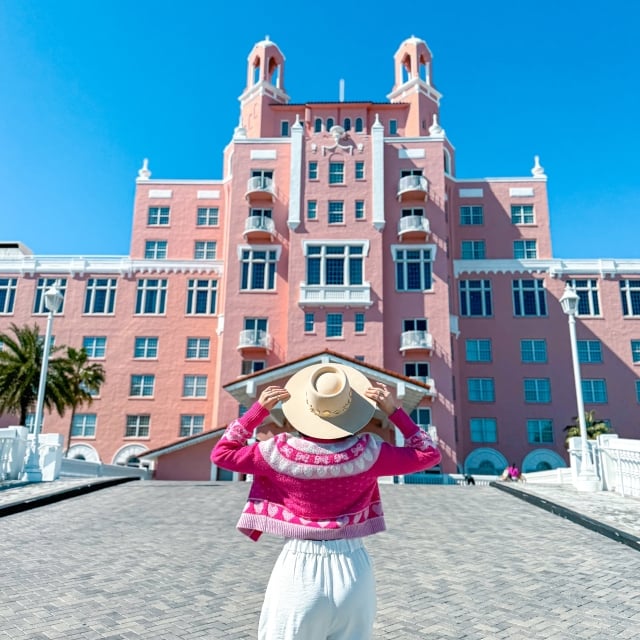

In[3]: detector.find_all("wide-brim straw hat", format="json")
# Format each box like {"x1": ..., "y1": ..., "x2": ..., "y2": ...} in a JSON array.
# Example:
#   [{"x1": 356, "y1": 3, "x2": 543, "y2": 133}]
[{"x1": 282, "y1": 363, "x2": 376, "y2": 439}]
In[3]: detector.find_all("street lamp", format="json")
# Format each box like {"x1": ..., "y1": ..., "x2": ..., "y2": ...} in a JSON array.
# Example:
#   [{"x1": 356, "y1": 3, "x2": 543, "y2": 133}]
[
  {"x1": 559, "y1": 283, "x2": 600, "y2": 492},
  {"x1": 22, "y1": 282, "x2": 64, "y2": 482}
]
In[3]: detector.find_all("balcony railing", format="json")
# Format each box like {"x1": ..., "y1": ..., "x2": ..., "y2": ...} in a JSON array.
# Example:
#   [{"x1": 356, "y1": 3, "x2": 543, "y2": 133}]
[
  {"x1": 397, "y1": 175, "x2": 429, "y2": 200},
  {"x1": 299, "y1": 284, "x2": 372, "y2": 307},
  {"x1": 400, "y1": 330, "x2": 433, "y2": 352},
  {"x1": 398, "y1": 215, "x2": 430, "y2": 237},
  {"x1": 246, "y1": 176, "x2": 275, "y2": 200},
  {"x1": 243, "y1": 215, "x2": 276, "y2": 238},
  {"x1": 237, "y1": 329, "x2": 272, "y2": 351}
]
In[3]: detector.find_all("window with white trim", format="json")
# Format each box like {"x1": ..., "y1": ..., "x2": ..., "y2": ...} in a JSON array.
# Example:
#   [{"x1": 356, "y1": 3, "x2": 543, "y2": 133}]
[
  {"x1": 183, "y1": 375, "x2": 207, "y2": 397},
  {"x1": 410, "y1": 407, "x2": 432, "y2": 430},
  {"x1": 620, "y1": 280, "x2": 640, "y2": 316},
  {"x1": 513, "y1": 239, "x2": 537, "y2": 259},
  {"x1": 130, "y1": 374, "x2": 155, "y2": 397},
  {"x1": 84, "y1": 278, "x2": 117, "y2": 314},
  {"x1": 524, "y1": 378, "x2": 551, "y2": 403},
  {"x1": 307, "y1": 201, "x2": 317, "y2": 220},
  {"x1": 83, "y1": 336, "x2": 106, "y2": 359},
  {"x1": 470, "y1": 418, "x2": 497, "y2": 443},
  {"x1": 194, "y1": 241, "x2": 217, "y2": 260},
  {"x1": 355, "y1": 312, "x2": 365, "y2": 333},
  {"x1": 355, "y1": 161, "x2": 365, "y2": 180},
  {"x1": 343, "y1": 118, "x2": 351, "y2": 131},
  {"x1": 354, "y1": 117, "x2": 363, "y2": 133},
  {"x1": 281, "y1": 120, "x2": 289, "y2": 136},
  {"x1": 461, "y1": 240, "x2": 485, "y2": 260},
  {"x1": 513, "y1": 279, "x2": 547, "y2": 317},
  {"x1": 186, "y1": 279, "x2": 217, "y2": 315},
  {"x1": 314, "y1": 118, "x2": 322, "y2": 133},
  {"x1": 304, "y1": 312, "x2": 315, "y2": 333},
  {"x1": 34, "y1": 278, "x2": 67, "y2": 314},
  {"x1": 135, "y1": 279, "x2": 167, "y2": 315},
  {"x1": 306, "y1": 244, "x2": 363, "y2": 286},
  {"x1": 308, "y1": 161, "x2": 318, "y2": 180},
  {"x1": 144, "y1": 241, "x2": 167, "y2": 259},
  {"x1": 180, "y1": 415, "x2": 204, "y2": 437},
  {"x1": 460, "y1": 206, "x2": 483, "y2": 225},
  {"x1": 465, "y1": 339, "x2": 492, "y2": 362},
  {"x1": 578, "y1": 340, "x2": 602, "y2": 364},
  {"x1": 527, "y1": 419, "x2": 553, "y2": 444},
  {"x1": 394, "y1": 247, "x2": 433, "y2": 291},
  {"x1": 389, "y1": 119, "x2": 398, "y2": 134},
  {"x1": 134, "y1": 337, "x2": 158, "y2": 359},
  {"x1": 328, "y1": 201, "x2": 344, "y2": 224},
  {"x1": 329, "y1": 162, "x2": 344, "y2": 184},
  {"x1": 401, "y1": 207, "x2": 424, "y2": 217},
  {"x1": 405, "y1": 362, "x2": 430, "y2": 384},
  {"x1": 148, "y1": 206, "x2": 170, "y2": 225},
  {"x1": 459, "y1": 280, "x2": 492, "y2": 317},
  {"x1": 521, "y1": 339, "x2": 547, "y2": 363},
  {"x1": 196, "y1": 207, "x2": 219, "y2": 226},
  {"x1": 511, "y1": 204, "x2": 534, "y2": 224},
  {"x1": 567, "y1": 279, "x2": 600, "y2": 316},
  {"x1": 631, "y1": 340, "x2": 640, "y2": 363},
  {"x1": 241, "y1": 249, "x2": 277, "y2": 290},
  {"x1": 468, "y1": 378, "x2": 495, "y2": 402},
  {"x1": 186, "y1": 337, "x2": 210, "y2": 359},
  {"x1": 403, "y1": 318, "x2": 428, "y2": 332},
  {"x1": 241, "y1": 360, "x2": 265, "y2": 375},
  {"x1": 582, "y1": 379, "x2": 608, "y2": 403},
  {"x1": 71, "y1": 414, "x2": 97, "y2": 437},
  {"x1": 0, "y1": 278, "x2": 17, "y2": 314},
  {"x1": 125, "y1": 415, "x2": 150, "y2": 438},
  {"x1": 326, "y1": 117, "x2": 335, "y2": 130},
  {"x1": 355, "y1": 200, "x2": 365, "y2": 220},
  {"x1": 326, "y1": 313, "x2": 343, "y2": 338}
]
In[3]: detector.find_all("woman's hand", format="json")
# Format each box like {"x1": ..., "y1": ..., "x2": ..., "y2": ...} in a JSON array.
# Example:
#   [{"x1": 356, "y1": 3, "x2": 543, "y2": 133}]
[
  {"x1": 365, "y1": 383, "x2": 396, "y2": 416},
  {"x1": 258, "y1": 386, "x2": 290, "y2": 410}
]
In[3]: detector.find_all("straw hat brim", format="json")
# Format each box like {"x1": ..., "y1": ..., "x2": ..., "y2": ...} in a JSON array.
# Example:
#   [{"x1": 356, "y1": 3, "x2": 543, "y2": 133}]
[{"x1": 282, "y1": 363, "x2": 376, "y2": 439}]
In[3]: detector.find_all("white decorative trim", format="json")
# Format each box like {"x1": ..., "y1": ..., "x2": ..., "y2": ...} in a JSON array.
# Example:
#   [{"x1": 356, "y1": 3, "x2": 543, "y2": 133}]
[
  {"x1": 509, "y1": 187, "x2": 534, "y2": 197},
  {"x1": 391, "y1": 243, "x2": 437, "y2": 260},
  {"x1": 398, "y1": 148, "x2": 425, "y2": 159},
  {"x1": 464, "y1": 447, "x2": 508, "y2": 474},
  {"x1": 459, "y1": 188, "x2": 483, "y2": 198},
  {"x1": 148, "y1": 189, "x2": 172, "y2": 198},
  {"x1": 112, "y1": 444, "x2": 148, "y2": 465},
  {"x1": 67, "y1": 443, "x2": 100, "y2": 463},
  {"x1": 454, "y1": 258, "x2": 640, "y2": 278},
  {"x1": 197, "y1": 190, "x2": 220, "y2": 199},
  {"x1": 288, "y1": 116, "x2": 304, "y2": 230},
  {"x1": 371, "y1": 114, "x2": 385, "y2": 229},
  {"x1": 251, "y1": 149, "x2": 277, "y2": 160},
  {"x1": 302, "y1": 239, "x2": 370, "y2": 257},
  {"x1": 236, "y1": 243, "x2": 283, "y2": 260}
]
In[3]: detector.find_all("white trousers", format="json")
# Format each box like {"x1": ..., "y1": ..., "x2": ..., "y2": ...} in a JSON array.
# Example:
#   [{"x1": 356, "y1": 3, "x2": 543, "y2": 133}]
[{"x1": 258, "y1": 538, "x2": 376, "y2": 640}]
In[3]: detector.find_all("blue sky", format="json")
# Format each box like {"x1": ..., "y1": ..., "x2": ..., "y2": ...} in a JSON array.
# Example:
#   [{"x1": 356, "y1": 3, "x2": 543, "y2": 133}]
[{"x1": 1, "y1": 0, "x2": 638, "y2": 258}]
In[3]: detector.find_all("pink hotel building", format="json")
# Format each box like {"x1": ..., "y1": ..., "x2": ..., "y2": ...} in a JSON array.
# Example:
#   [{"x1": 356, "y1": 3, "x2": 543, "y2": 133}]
[{"x1": 1, "y1": 36, "x2": 639, "y2": 480}]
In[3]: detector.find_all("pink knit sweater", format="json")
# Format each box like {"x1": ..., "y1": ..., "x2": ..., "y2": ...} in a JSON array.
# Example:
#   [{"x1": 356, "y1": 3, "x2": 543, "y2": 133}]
[{"x1": 211, "y1": 402, "x2": 441, "y2": 541}]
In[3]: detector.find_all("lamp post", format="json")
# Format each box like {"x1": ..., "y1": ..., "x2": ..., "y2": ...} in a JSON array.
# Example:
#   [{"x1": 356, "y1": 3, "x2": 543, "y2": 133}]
[
  {"x1": 559, "y1": 283, "x2": 600, "y2": 492},
  {"x1": 22, "y1": 283, "x2": 64, "y2": 482}
]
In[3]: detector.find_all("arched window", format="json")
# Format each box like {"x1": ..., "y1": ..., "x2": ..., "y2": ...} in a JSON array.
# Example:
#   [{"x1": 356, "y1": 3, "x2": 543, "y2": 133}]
[
  {"x1": 443, "y1": 149, "x2": 451, "y2": 174},
  {"x1": 355, "y1": 117, "x2": 363, "y2": 133},
  {"x1": 326, "y1": 117, "x2": 334, "y2": 130},
  {"x1": 343, "y1": 118, "x2": 351, "y2": 132},
  {"x1": 314, "y1": 118, "x2": 322, "y2": 133}
]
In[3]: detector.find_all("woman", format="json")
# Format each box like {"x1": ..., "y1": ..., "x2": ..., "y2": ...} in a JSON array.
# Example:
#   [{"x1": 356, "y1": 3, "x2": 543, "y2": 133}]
[{"x1": 211, "y1": 363, "x2": 441, "y2": 640}]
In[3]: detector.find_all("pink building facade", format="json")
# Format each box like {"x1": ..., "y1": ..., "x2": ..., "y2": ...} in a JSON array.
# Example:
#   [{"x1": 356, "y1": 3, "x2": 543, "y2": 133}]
[{"x1": 1, "y1": 36, "x2": 639, "y2": 478}]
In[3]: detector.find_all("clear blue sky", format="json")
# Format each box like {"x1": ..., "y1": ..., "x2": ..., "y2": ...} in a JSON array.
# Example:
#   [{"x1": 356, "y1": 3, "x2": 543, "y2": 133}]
[{"x1": 1, "y1": 0, "x2": 638, "y2": 258}]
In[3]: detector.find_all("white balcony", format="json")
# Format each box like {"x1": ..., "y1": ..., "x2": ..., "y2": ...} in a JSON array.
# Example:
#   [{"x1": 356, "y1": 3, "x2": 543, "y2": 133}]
[
  {"x1": 237, "y1": 329, "x2": 272, "y2": 352},
  {"x1": 409, "y1": 376, "x2": 437, "y2": 398},
  {"x1": 400, "y1": 330, "x2": 434, "y2": 353},
  {"x1": 246, "y1": 176, "x2": 275, "y2": 201},
  {"x1": 397, "y1": 175, "x2": 429, "y2": 201},
  {"x1": 398, "y1": 215, "x2": 430, "y2": 239},
  {"x1": 243, "y1": 215, "x2": 276, "y2": 240},
  {"x1": 299, "y1": 284, "x2": 372, "y2": 308}
]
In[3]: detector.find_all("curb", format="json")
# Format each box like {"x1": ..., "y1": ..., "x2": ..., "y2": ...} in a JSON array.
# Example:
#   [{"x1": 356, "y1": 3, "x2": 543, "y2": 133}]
[
  {"x1": 491, "y1": 481, "x2": 640, "y2": 553},
  {"x1": 0, "y1": 476, "x2": 140, "y2": 518}
]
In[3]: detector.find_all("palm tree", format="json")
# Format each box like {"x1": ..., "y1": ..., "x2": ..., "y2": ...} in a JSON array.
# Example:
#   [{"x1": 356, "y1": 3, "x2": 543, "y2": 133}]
[
  {"x1": 0, "y1": 323, "x2": 71, "y2": 427},
  {"x1": 563, "y1": 410, "x2": 611, "y2": 448},
  {"x1": 63, "y1": 346, "x2": 106, "y2": 456}
]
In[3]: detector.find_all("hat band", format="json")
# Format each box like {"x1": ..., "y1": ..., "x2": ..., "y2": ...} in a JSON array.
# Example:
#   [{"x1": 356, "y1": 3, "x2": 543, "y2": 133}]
[{"x1": 306, "y1": 389, "x2": 352, "y2": 418}]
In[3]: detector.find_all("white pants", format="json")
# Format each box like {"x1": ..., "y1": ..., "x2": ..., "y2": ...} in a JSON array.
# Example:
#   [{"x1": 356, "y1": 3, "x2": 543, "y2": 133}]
[{"x1": 258, "y1": 538, "x2": 376, "y2": 640}]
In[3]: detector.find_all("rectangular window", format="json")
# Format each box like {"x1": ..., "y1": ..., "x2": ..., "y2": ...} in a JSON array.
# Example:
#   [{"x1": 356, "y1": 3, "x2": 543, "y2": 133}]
[
  {"x1": 308, "y1": 161, "x2": 318, "y2": 180},
  {"x1": 470, "y1": 418, "x2": 497, "y2": 443},
  {"x1": 183, "y1": 375, "x2": 207, "y2": 397},
  {"x1": 355, "y1": 161, "x2": 365, "y2": 180},
  {"x1": 459, "y1": 280, "x2": 492, "y2": 317},
  {"x1": 306, "y1": 244, "x2": 363, "y2": 286},
  {"x1": 135, "y1": 279, "x2": 167, "y2": 314},
  {"x1": 401, "y1": 207, "x2": 424, "y2": 218},
  {"x1": 307, "y1": 201, "x2": 317, "y2": 220},
  {"x1": 33, "y1": 278, "x2": 67, "y2": 314},
  {"x1": 355, "y1": 312, "x2": 365, "y2": 333},
  {"x1": 144, "y1": 240, "x2": 167, "y2": 259},
  {"x1": 582, "y1": 379, "x2": 608, "y2": 403},
  {"x1": 578, "y1": 340, "x2": 602, "y2": 363},
  {"x1": 148, "y1": 206, "x2": 170, "y2": 226},
  {"x1": 513, "y1": 279, "x2": 547, "y2": 316},
  {"x1": 280, "y1": 120, "x2": 289, "y2": 136},
  {"x1": 304, "y1": 312, "x2": 315, "y2": 333},
  {"x1": 521, "y1": 339, "x2": 547, "y2": 363},
  {"x1": 83, "y1": 336, "x2": 107, "y2": 359},
  {"x1": 180, "y1": 415, "x2": 205, "y2": 437},
  {"x1": 0, "y1": 278, "x2": 17, "y2": 314},
  {"x1": 632, "y1": 340, "x2": 640, "y2": 363},
  {"x1": 461, "y1": 240, "x2": 485, "y2": 260},
  {"x1": 241, "y1": 360, "x2": 265, "y2": 375},
  {"x1": 186, "y1": 337, "x2": 210, "y2": 359},
  {"x1": 524, "y1": 378, "x2": 551, "y2": 403},
  {"x1": 241, "y1": 249, "x2": 278, "y2": 291},
  {"x1": 460, "y1": 206, "x2": 483, "y2": 225},
  {"x1": 394, "y1": 247, "x2": 433, "y2": 291},
  {"x1": 329, "y1": 162, "x2": 345, "y2": 184},
  {"x1": 465, "y1": 339, "x2": 492, "y2": 362},
  {"x1": 410, "y1": 407, "x2": 432, "y2": 430},
  {"x1": 71, "y1": 414, "x2": 97, "y2": 437},
  {"x1": 567, "y1": 279, "x2": 600, "y2": 316},
  {"x1": 130, "y1": 374, "x2": 155, "y2": 397},
  {"x1": 527, "y1": 419, "x2": 554, "y2": 444},
  {"x1": 84, "y1": 278, "x2": 117, "y2": 314},
  {"x1": 636, "y1": 380, "x2": 640, "y2": 402},
  {"x1": 511, "y1": 204, "x2": 534, "y2": 224},
  {"x1": 186, "y1": 279, "x2": 217, "y2": 315},
  {"x1": 125, "y1": 415, "x2": 150, "y2": 438},
  {"x1": 326, "y1": 313, "x2": 343, "y2": 338},
  {"x1": 513, "y1": 240, "x2": 537, "y2": 259},
  {"x1": 194, "y1": 241, "x2": 217, "y2": 260},
  {"x1": 134, "y1": 337, "x2": 158, "y2": 359},
  {"x1": 468, "y1": 378, "x2": 495, "y2": 402},
  {"x1": 620, "y1": 280, "x2": 640, "y2": 316},
  {"x1": 355, "y1": 200, "x2": 365, "y2": 220},
  {"x1": 405, "y1": 362, "x2": 430, "y2": 384},
  {"x1": 328, "y1": 201, "x2": 344, "y2": 224},
  {"x1": 196, "y1": 207, "x2": 219, "y2": 226},
  {"x1": 389, "y1": 119, "x2": 398, "y2": 134}
]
